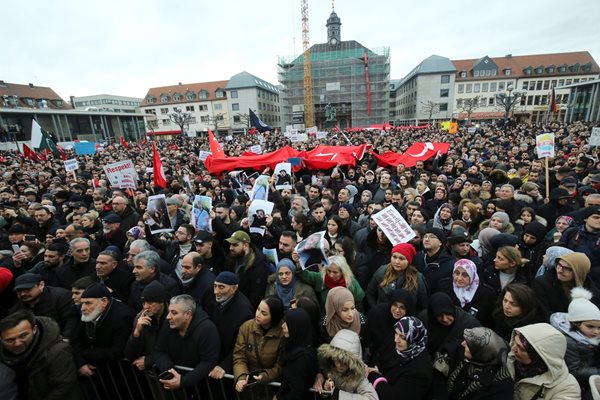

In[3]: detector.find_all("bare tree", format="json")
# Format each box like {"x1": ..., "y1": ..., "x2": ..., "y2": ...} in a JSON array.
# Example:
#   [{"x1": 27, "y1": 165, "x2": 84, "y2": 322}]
[
  {"x1": 495, "y1": 86, "x2": 525, "y2": 125},
  {"x1": 169, "y1": 107, "x2": 194, "y2": 133},
  {"x1": 420, "y1": 101, "x2": 440, "y2": 122},
  {"x1": 207, "y1": 113, "x2": 228, "y2": 132},
  {"x1": 235, "y1": 113, "x2": 252, "y2": 128},
  {"x1": 459, "y1": 96, "x2": 481, "y2": 122}
]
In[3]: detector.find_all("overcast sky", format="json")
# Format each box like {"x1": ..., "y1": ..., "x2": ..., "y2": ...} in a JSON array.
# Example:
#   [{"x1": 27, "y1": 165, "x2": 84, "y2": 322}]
[{"x1": 4, "y1": 0, "x2": 599, "y2": 101}]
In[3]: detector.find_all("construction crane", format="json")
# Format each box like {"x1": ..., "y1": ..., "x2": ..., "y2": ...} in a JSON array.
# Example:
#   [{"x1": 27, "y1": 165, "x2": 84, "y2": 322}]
[{"x1": 301, "y1": 0, "x2": 314, "y2": 127}]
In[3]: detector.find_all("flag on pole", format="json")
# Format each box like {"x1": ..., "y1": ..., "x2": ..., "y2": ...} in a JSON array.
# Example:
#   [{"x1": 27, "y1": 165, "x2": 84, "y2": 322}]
[
  {"x1": 208, "y1": 129, "x2": 225, "y2": 158},
  {"x1": 31, "y1": 120, "x2": 61, "y2": 158},
  {"x1": 249, "y1": 108, "x2": 273, "y2": 133},
  {"x1": 152, "y1": 143, "x2": 167, "y2": 189},
  {"x1": 120, "y1": 136, "x2": 129, "y2": 149},
  {"x1": 22, "y1": 143, "x2": 41, "y2": 161},
  {"x1": 549, "y1": 88, "x2": 558, "y2": 113}
]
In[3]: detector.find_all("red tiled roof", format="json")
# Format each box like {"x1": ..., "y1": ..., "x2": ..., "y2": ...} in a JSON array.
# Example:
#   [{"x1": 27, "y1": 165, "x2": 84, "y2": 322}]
[
  {"x1": 0, "y1": 81, "x2": 70, "y2": 109},
  {"x1": 452, "y1": 51, "x2": 599, "y2": 81},
  {"x1": 141, "y1": 80, "x2": 229, "y2": 106}
]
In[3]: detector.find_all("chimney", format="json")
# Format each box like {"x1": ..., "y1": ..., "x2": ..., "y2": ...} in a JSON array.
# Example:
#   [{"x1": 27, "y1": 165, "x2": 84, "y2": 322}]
[
  {"x1": 506, "y1": 54, "x2": 512, "y2": 59},
  {"x1": 29, "y1": 83, "x2": 34, "y2": 88}
]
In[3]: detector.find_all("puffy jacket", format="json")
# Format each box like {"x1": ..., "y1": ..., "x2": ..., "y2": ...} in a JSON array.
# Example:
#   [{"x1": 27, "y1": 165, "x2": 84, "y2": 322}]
[
  {"x1": 508, "y1": 323, "x2": 581, "y2": 399},
  {"x1": 233, "y1": 319, "x2": 283, "y2": 383},
  {"x1": 413, "y1": 248, "x2": 456, "y2": 294}
]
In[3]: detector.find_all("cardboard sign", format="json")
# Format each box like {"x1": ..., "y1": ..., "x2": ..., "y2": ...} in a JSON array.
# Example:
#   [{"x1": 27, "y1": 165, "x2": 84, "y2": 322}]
[
  {"x1": 64, "y1": 159, "x2": 79, "y2": 172},
  {"x1": 250, "y1": 145, "x2": 262, "y2": 154},
  {"x1": 103, "y1": 159, "x2": 138, "y2": 189},
  {"x1": 536, "y1": 133, "x2": 555, "y2": 159},
  {"x1": 198, "y1": 150, "x2": 211, "y2": 161},
  {"x1": 590, "y1": 127, "x2": 600, "y2": 147},
  {"x1": 74, "y1": 141, "x2": 96, "y2": 155},
  {"x1": 371, "y1": 205, "x2": 415, "y2": 245}
]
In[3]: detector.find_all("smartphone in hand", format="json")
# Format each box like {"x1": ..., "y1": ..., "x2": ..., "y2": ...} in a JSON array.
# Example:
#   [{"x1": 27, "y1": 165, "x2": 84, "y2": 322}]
[{"x1": 158, "y1": 371, "x2": 174, "y2": 380}]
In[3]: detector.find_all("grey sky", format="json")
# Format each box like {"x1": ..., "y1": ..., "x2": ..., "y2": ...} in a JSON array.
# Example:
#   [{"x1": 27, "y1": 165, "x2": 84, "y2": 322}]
[{"x1": 4, "y1": 0, "x2": 599, "y2": 100}]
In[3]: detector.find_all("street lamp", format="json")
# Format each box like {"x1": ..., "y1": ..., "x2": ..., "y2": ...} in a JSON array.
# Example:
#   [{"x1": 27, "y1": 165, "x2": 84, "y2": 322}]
[{"x1": 496, "y1": 84, "x2": 525, "y2": 126}]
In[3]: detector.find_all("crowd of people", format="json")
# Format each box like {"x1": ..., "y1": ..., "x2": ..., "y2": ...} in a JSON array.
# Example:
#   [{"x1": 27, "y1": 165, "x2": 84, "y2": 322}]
[{"x1": 1, "y1": 120, "x2": 600, "y2": 399}]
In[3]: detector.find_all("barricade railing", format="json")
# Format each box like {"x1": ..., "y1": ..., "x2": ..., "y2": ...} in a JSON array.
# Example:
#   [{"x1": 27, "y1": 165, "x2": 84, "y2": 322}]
[{"x1": 81, "y1": 359, "x2": 331, "y2": 400}]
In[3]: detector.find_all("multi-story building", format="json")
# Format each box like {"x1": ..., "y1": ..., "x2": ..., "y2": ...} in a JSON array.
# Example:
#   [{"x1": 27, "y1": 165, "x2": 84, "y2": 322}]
[
  {"x1": 0, "y1": 80, "x2": 145, "y2": 143},
  {"x1": 278, "y1": 10, "x2": 390, "y2": 129},
  {"x1": 70, "y1": 94, "x2": 142, "y2": 113},
  {"x1": 391, "y1": 55, "x2": 456, "y2": 125},
  {"x1": 139, "y1": 81, "x2": 230, "y2": 137},
  {"x1": 560, "y1": 78, "x2": 600, "y2": 123},
  {"x1": 452, "y1": 51, "x2": 600, "y2": 124},
  {"x1": 225, "y1": 71, "x2": 281, "y2": 134}
]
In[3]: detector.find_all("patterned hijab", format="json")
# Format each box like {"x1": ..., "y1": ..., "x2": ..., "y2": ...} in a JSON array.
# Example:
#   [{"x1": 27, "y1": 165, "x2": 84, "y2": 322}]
[
  {"x1": 452, "y1": 259, "x2": 480, "y2": 307},
  {"x1": 395, "y1": 316, "x2": 428, "y2": 363}
]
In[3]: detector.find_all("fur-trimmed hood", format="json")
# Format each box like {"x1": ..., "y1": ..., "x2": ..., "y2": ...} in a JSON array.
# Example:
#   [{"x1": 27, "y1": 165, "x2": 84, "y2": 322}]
[
  {"x1": 317, "y1": 329, "x2": 365, "y2": 392},
  {"x1": 478, "y1": 219, "x2": 516, "y2": 234},
  {"x1": 514, "y1": 191, "x2": 543, "y2": 205}
]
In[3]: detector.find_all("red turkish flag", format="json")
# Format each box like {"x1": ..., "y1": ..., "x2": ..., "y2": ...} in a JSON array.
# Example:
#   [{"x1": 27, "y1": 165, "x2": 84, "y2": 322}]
[
  {"x1": 22, "y1": 144, "x2": 41, "y2": 161},
  {"x1": 208, "y1": 129, "x2": 225, "y2": 158},
  {"x1": 120, "y1": 136, "x2": 129, "y2": 149},
  {"x1": 152, "y1": 143, "x2": 167, "y2": 189},
  {"x1": 372, "y1": 142, "x2": 450, "y2": 168},
  {"x1": 300, "y1": 144, "x2": 369, "y2": 170}
]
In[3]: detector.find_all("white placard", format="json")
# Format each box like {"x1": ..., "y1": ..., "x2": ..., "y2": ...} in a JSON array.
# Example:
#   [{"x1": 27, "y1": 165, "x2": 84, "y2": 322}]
[
  {"x1": 146, "y1": 194, "x2": 173, "y2": 234},
  {"x1": 306, "y1": 126, "x2": 318, "y2": 135},
  {"x1": 467, "y1": 127, "x2": 477, "y2": 134},
  {"x1": 590, "y1": 127, "x2": 600, "y2": 147},
  {"x1": 274, "y1": 162, "x2": 292, "y2": 190},
  {"x1": 286, "y1": 125, "x2": 294, "y2": 133},
  {"x1": 225, "y1": 135, "x2": 233, "y2": 142},
  {"x1": 198, "y1": 150, "x2": 211, "y2": 161},
  {"x1": 103, "y1": 159, "x2": 138, "y2": 189},
  {"x1": 64, "y1": 159, "x2": 79, "y2": 172},
  {"x1": 317, "y1": 131, "x2": 328, "y2": 139},
  {"x1": 536, "y1": 133, "x2": 555, "y2": 159},
  {"x1": 248, "y1": 199, "x2": 274, "y2": 236},
  {"x1": 250, "y1": 145, "x2": 262, "y2": 154},
  {"x1": 371, "y1": 205, "x2": 416, "y2": 245}
]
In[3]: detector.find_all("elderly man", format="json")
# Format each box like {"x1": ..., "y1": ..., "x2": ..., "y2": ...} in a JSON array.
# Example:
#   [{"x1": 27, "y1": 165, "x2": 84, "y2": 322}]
[
  {"x1": 111, "y1": 196, "x2": 140, "y2": 232},
  {"x1": 154, "y1": 294, "x2": 220, "y2": 391},
  {"x1": 176, "y1": 252, "x2": 215, "y2": 312},
  {"x1": 129, "y1": 250, "x2": 177, "y2": 312},
  {"x1": 94, "y1": 250, "x2": 134, "y2": 302},
  {"x1": 0, "y1": 310, "x2": 83, "y2": 400},
  {"x1": 10, "y1": 273, "x2": 79, "y2": 340},
  {"x1": 74, "y1": 283, "x2": 135, "y2": 398},
  {"x1": 56, "y1": 238, "x2": 96, "y2": 290},
  {"x1": 94, "y1": 213, "x2": 127, "y2": 252}
]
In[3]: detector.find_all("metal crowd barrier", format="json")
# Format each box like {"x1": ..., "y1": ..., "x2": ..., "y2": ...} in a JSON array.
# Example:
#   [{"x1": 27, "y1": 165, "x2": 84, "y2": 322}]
[{"x1": 81, "y1": 359, "x2": 330, "y2": 400}]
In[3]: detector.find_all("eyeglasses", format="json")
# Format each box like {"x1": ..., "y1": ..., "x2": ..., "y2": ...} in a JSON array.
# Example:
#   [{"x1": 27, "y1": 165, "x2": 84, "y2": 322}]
[{"x1": 556, "y1": 262, "x2": 573, "y2": 272}]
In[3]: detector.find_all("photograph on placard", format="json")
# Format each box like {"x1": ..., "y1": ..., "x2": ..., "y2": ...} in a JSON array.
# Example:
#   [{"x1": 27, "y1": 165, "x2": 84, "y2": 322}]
[
  {"x1": 247, "y1": 199, "x2": 274, "y2": 235},
  {"x1": 146, "y1": 194, "x2": 173, "y2": 234},
  {"x1": 294, "y1": 231, "x2": 329, "y2": 270},
  {"x1": 263, "y1": 248, "x2": 279, "y2": 267},
  {"x1": 274, "y1": 162, "x2": 292, "y2": 190},
  {"x1": 191, "y1": 195, "x2": 212, "y2": 233},
  {"x1": 250, "y1": 174, "x2": 269, "y2": 201}
]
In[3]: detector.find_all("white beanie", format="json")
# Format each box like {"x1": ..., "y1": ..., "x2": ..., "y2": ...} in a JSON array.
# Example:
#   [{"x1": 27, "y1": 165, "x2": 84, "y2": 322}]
[{"x1": 568, "y1": 287, "x2": 600, "y2": 322}]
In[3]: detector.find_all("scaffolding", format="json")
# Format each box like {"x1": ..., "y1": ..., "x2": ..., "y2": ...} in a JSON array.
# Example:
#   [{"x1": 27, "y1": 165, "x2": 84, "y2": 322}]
[{"x1": 278, "y1": 41, "x2": 390, "y2": 129}]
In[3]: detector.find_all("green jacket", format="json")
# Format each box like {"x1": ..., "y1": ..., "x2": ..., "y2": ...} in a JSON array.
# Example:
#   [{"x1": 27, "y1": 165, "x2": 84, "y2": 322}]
[{"x1": 299, "y1": 269, "x2": 365, "y2": 311}]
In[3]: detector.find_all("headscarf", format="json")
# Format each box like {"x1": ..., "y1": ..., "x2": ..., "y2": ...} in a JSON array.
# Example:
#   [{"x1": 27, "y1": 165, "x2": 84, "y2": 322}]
[
  {"x1": 275, "y1": 259, "x2": 299, "y2": 309},
  {"x1": 452, "y1": 259, "x2": 480, "y2": 307},
  {"x1": 463, "y1": 327, "x2": 508, "y2": 366},
  {"x1": 478, "y1": 227, "x2": 500, "y2": 258},
  {"x1": 325, "y1": 287, "x2": 361, "y2": 338},
  {"x1": 545, "y1": 246, "x2": 574, "y2": 268},
  {"x1": 512, "y1": 330, "x2": 548, "y2": 380},
  {"x1": 395, "y1": 316, "x2": 428, "y2": 363},
  {"x1": 491, "y1": 211, "x2": 510, "y2": 230},
  {"x1": 283, "y1": 308, "x2": 317, "y2": 364},
  {"x1": 555, "y1": 215, "x2": 575, "y2": 229},
  {"x1": 433, "y1": 203, "x2": 454, "y2": 231}
]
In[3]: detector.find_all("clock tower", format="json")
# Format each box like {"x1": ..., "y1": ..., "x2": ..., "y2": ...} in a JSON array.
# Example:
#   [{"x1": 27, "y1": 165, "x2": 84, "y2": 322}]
[{"x1": 326, "y1": 10, "x2": 341, "y2": 46}]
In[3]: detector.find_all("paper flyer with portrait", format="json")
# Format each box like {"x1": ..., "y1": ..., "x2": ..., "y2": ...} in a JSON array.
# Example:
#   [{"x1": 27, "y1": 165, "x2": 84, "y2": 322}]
[
  {"x1": 294, "y1": 231, "x2": 329, "y2": 270},
  {"x1": 191, "y1": 195, "x2": 212, "y2": 233},
  {"x1": 248, "y1": 199, "x2": 274, "y2": 236},
  {"x1": 250, "y1": 174, "x2": 270, "y2": 201},
  {"x1": 371, "y1": 205, "x2": 415, "y2": 246},
  {"x1": 146, "y1": 194, "x2": 173, "y2": 234}
]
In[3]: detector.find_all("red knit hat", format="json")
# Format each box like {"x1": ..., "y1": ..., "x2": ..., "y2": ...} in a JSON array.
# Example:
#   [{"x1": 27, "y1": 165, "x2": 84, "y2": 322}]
[
  {"x1": 0, "y1": 267, "x2": 14, "y2": 292},
  {"x1": 391, "y1": 243, "x2": 416, "y2": 264}
]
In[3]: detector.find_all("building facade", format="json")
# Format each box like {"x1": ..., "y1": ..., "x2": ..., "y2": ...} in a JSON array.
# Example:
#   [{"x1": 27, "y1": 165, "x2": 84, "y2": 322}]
[
  {"x1": 452, "y1": 52, "x2": 600, "y2": 124},
  {"x1": 561, "y1": 78, "x2": 600, "y2": 123},
  {"x1": 278, "y1": 10, "x2": 390, "y2": 129},
  {"x1": 0, "y1": 81, "x2": 145, "y2": 143},
  {"x1": 225, "y1": 71, "x2": 281, "y2": 134},
  {"x1": 391, "y1": 55, "x2": 456, "y2": 125},
  {"x1": 70, "y1": 94, "x2": 142, "y2": 113}
]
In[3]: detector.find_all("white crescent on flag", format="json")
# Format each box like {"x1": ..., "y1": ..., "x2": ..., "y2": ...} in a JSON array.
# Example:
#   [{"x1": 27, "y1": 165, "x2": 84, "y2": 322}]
[{"x1": 407, "y1": 142, "x2": 435, "y2": 158}]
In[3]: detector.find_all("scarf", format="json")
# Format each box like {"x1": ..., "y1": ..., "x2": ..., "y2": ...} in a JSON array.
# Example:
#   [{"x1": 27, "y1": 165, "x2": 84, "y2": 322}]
[
  {"x1": 275, "y1": 260, "x2": 299, "y2": 309},
  {"x1": 325, "y1": 287, "x2": 361, "y2": 337},
  {"x1": 395, "y1": 316, "x2": 428, "y2": 363},
  {"x1": 324, "y1": 273, "x2": 346, "y2": 290},
  {"x1": 452, "y1": 259, "x2": 480, "y2": 307}
]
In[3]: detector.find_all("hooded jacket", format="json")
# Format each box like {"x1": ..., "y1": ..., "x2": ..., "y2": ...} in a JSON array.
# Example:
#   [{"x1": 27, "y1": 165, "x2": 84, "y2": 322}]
[
  {"x1": 508, "y1": 323, "x2": 580, "y2": 399},
  {"x1": 0, "y1": 317, "x2": 83, "y2": 400},
  {"x1": 317, "y1": 329, "x2": 378, "y2": 400},
  {"x1": 153, "y1": 307, "x2": 220, "y2": 388}
]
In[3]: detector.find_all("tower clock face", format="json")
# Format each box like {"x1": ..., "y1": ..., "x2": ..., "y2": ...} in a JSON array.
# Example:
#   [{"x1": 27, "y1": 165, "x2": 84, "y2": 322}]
[{"x1": 330, "y1": 38, "x2": 338, "y2": 45}]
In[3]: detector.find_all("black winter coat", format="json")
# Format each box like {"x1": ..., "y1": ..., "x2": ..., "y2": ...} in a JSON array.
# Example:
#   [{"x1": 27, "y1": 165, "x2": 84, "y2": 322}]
[
  {"x1": 226, "y1": 248, "x2": 270, "y2": 309},
  {"x1": 447, "y1": 360, "x2": 513, "y2": 400},
  {"x1": 154, "y1": 308, "x2": 220, "y2": 388},
  {"x1": 533, "y1": 270, "x2": 600, "y2": 316},
  {"x1": 370, "y1": 350, "x2": 433, "y2": 400},
  {"x1": 10, "y1": 285, "x2": 79, "y2": 340},
  {"x1": 176, "y1": 267, "x2": 216, "y2": 313},
  {"x1": 413, "y1": 249, "x2": 456, "y2": 294},
  {"x1": 124, "y1": 307, "x2": 167, "y2": 369},
  {"x1": 55, "y1": 258, "x2": 96, "y2": 290},
  {"x1": 276, "y1": 346, "x2": 318, "y2": 400},
  {"x1": 129, "y1": 272, "x2": 178, "y2": 312},
  {"x1": 96, "y1": 266, "x2": 135, "y2": 303},
  {"x1": 437, "y1": 278, "x2": 498, "y2": 327}
]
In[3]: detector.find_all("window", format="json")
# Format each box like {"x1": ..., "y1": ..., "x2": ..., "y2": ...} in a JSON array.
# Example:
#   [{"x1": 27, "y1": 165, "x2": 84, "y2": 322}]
[
  {"x1": 147, "y1": 97, "x2": 156, "y2": 104},
  {"x1": 498, "y1": 82, "x2": 505, "y2": 91},
  {"x1": 541, "y1": 95, "x2": 548, "y2": 105},
  {"x1": 186, "y1": 93, "x2": 195, "y2": 101},
  {"x1": 527, "y1": 96, "x2": 533, "y2": 105},
  {"x1": 558, "y1": 79, "x2": 564, "y2": 87},
  {"x1": 482, "y1": 82, "x2": 489, "y2": 92},
  {"x1": 520, "y1": 96, "x2": 526, "y2": 106},
  {"x1": 466, "y1": 84, "x2": 472, "y2": 93},
  {"x1": 440, "y1": 89, "x2": 449, "y2": 97},
  {"x1": 504, "y1": 68, "x2": 511, "y2": 75},
  {"x1": 522, "y1": 81, "x2": 528, "y2": 90},
  {"x1": 216, "y1": 90, "x2": 225, "y2": 98},
  {"x1": 26, "y1": 98, "x2": 34, "y2": 106},
  {"x1": 231, "y1": 90, "x2": 238, "y2": 98},
  {"x1": 536, "y1": 81, "x2": 543, "y2": 90},
  {"x1": 188, "y1": 117, "x2": 197, "y2": 124},
  {"x1": 480, "y1": 97, "x2": 487, "y2": 107},
  {"x1": 439, "y1": 103, "x2": 448, "y2": 111},
  {"x1": 490, "y1": 82, "x2": 497, "y2": 92},
  {"x1": 173, "y1": 94, "x2": 181, "y2": 101},
  {"x1": 458, "y1": 84, "x2": 464, "y2": 94},
  {"x1": 198, "y1": 104, "x2": 208, "y2": 111},
  {"x1": 456, "y1": 99, "x2": 463, "y2": 108},
  {"x1": 441, "y1": 75, "x2": 450, "y2": 84},
  {"x1": 562, "y1": 94, "x2": 569, "y2": 104},
  {"x1": 162, "y1": 119, "x2": 170, "y2": 125},
  {"x1": 460, "y1": 71, "x2": 467, "y2": 78},
  {"x1": 199, "y1": 91, "x2": 208, "y2": 99},
  {"x1": 200, "y1": 116, "x2": 209, "y2": 122},
  {"x1": 524, "y1": 68, "x2": 532, "y2": 75},
  {"x1": 214, "y1": 103, "x2": 222, "y2": 110},
  {"x1": 186, "y1": 106, "x2": 195, "y2": 112},
  {"x1": 534, "y1": 96, "x2": 541, "y2": 105},
  {"x1": 160, "y1": 96, "x2": 169, "y2": 103},
  {"x1": 232, "y1": 103, "x2": 240, "y2": 111},
  {"x1": 233, "y1": 115, "x2": 241, "y2": 123},
  {"x1": 543, "y1": 80, "x2": 550, "y2": 90},
  {"x1": 160, "y1": 108, "x2": 168, "y2": 114},
  {"x1": 534, "y1": 67, "x2": 543, "y2": 74},
  {"x1": 474, "y1": 83, "x2": 480, "y2": 93},
  {"x1": 145, "y1": 109, "x2": 156, "y2": 115},
  {"x1": 489, "y1": 98, "x2": 495, "y2": 106},
  {"x1": 474, "y1": 70, "x2": 480, "y2": 77},
  {"x1": 566, "y1": 79, "x2": 572, "y2": 85}
]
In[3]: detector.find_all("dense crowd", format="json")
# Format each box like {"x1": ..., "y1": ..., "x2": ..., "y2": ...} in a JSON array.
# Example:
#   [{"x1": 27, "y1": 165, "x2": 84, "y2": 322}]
[{"x1": 1, "y1": 120, "x2": 600, "y2": 400}]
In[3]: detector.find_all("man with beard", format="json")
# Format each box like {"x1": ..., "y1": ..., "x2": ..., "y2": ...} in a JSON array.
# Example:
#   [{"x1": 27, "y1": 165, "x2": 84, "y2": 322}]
[
  {"x1": 94, "y1": 250, "x2": 134, "y2": 302},
  {"x1": 28, "y1": 242, "x2": 67, "y2": 287},
  {"x1": 277, "y1": 231, "x2": 297, "y2": 261},
  {"x1": 145, "y1": 221, "x2": 195, "y2": 277},
  {"x1": 10, "y1": 273, "x2": 79, "y2": 340},
  {"x1": 0, "y1": 310, "x2": 83, "y2": 400},
  {"x1": 212, "y1": 202, "x2": 240, "y2": 242},
  {"x1": 176, "y1": 252, "x2": 215, "y2": 312},
  {"x1": 74, "y1": 282, "x2": 135, "y2": 397},
  {"x1": 93, "y1": 213, "x2": 127, "y2": 252},
  {"x1": 224, "y1": 231, "x2": 269, "y2": 309}
]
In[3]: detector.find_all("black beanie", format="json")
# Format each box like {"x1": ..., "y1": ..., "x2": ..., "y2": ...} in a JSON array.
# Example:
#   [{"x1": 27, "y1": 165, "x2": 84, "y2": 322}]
[
  {"x1": 81, "y1": 283, "x2": 112, "y2": 299},
  {"x1": 141, "y1": 281, "x2": 169, "y2": 303},
  {"x1": 425, "y1": 228, "x2": 447, "y2": 245}
]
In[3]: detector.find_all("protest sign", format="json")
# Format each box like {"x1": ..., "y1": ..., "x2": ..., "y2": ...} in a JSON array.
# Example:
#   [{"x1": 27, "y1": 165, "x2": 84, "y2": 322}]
[
  {"x1": 191, "y1": 195, "x2": 212, "y2": 233},
  {"x1": 198, "y1": 150, "x2": 211, "y2": 161},
  {"x1": 274, "y1": 162, "x2": 292, "y2": 190},
  {"x1": 590, "y1": 127, "x2": 600, "y2": 147},
  {"x1": 64, "y1": 159, "x2": 79, "y2": 172},
  {"x1": 371, "y1": 205, "x2": 415, "y2": 245},
  {"x1": 146, "y1": 194, "x2": 173, "y2": 234},
  {"x1": 248, "y1": 199, "x2": 274, "y2": 236},
  {"x1": 536, "y1": 133, "x2": 555, "y2": 159},
  {"x1": 74, "y1": 141, "x2": 96, "y2": 155},
  {"x1": 250, "y1": 145, "x2": 262, "y2": 154},
  {"x1": 294, "y1": 231, "x2": 329, "y2": 270},
  {"x1": 103, "y1": 160, "x2": 138, "y2": 189}
]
